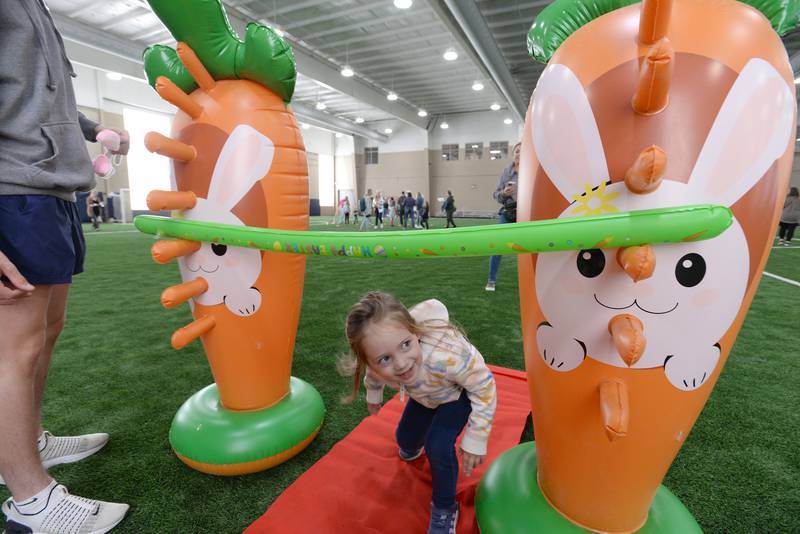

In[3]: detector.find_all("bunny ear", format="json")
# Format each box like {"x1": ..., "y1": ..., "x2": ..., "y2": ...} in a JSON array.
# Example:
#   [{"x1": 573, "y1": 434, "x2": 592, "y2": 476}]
[
  {"x1": 532, "y1": 63, "x2": 610, "y2": 201},
  {"x1": 206, "y1": 124, "x2": 275, "y2": 210},
  {"x1": 688, "y1": 59, "x2": 795, "y2": 207}
]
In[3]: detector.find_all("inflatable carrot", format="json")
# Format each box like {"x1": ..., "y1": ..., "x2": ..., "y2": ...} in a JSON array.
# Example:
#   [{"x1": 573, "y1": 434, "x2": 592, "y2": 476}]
[
  {"x1": 141, "y1": 0, "x2": 323, "y2": 476},
  {"x1": 478, "y1": 0, "x2": 797, "y2": 531}
]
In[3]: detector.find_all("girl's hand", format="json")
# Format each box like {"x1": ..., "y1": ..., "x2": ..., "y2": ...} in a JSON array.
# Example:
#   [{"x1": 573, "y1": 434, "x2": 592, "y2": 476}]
[
  {"x1": 460, "y1": 450, "x2": 485, "y2": 476},
  {"x1": 367, "y1": 402, "x2": 382, "y2": 415}
]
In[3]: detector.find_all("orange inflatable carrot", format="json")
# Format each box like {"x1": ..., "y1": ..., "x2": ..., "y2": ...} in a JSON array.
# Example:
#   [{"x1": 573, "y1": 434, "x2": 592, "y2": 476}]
[
  {"x1": 140, "y1": 0, "x2": 324, "y2": 476},
  {"x1": 479, "y1": 0, "x2": 797, "y2": 531}
]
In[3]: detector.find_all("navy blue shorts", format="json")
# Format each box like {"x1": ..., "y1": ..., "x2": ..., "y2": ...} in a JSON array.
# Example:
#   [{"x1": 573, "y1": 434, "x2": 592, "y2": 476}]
[{"x1": 0, "y1": 195, "x2": 85, "y2": 285}]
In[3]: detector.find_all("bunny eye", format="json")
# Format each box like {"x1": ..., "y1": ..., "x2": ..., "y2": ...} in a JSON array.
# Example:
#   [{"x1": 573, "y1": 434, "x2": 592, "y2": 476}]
[
  {"x1": 576, "y1": 249, "x2": 605, "y2": 278},
  {"x1": 675, "y1": 253, "x2": 706, "y2": 287},
  {"x1": 211, "y1": 243, "x2": 228, "y2": 256}
]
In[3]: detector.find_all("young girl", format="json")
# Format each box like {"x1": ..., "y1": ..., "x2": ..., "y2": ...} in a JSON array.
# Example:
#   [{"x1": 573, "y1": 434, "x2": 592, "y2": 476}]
[{"x1": 343, "y1": 292, "x2": 496, "y2": 534}]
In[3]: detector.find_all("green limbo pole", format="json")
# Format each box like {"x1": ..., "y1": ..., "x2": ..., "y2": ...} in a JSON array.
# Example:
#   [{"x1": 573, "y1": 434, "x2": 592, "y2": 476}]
[{"x1": 134, "y1": 204, "x2": 732, "y2": 259}]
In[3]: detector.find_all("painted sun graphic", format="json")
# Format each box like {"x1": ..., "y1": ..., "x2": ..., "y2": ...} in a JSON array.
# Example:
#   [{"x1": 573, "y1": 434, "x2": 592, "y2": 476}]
[{"x1": 571, "y1": 181, "x2": 620, "y2": 216}]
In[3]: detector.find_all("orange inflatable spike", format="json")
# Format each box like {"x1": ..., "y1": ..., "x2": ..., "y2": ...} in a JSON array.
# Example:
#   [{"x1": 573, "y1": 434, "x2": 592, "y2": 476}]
[
  {"x1": 632, "y1": 39, "x2": 674, "y2": 115},
  {"x1": 155, "y1": 76, "x2": 203, "y2": 119},
  {"x1": 608, "y1": 314, "x2": 646, "y2": 366},
  {"x1": 161, "y1": 278, "x2": 208, "y2": 309},
  {"x1": 616, "y1": 245, "x2": 656, "y2": 282},
  {"x1": 599, "y1": 380, "x2": 629, "y2": 441},
  {"x1": 151, "y1": 239, "x2": 201, "y2": 264},
  {"x1": 146, "y1": 190, "x2": 198, "y2": 212},
  {"x1": 624, "y1": 145, "x2": 666, "y2": 193},
  {"x1": 638, "y1": 0, "x2": 673, "y2": 45},
  {"x1": 144, "y1": 132, "x2": 197, "y2": 162},
  {"x1": 177, "y1": 42, "x2": 216, "y2": 91},
  {"x1": 171, "y1": 315, "x2": 215, "y2": 350}
]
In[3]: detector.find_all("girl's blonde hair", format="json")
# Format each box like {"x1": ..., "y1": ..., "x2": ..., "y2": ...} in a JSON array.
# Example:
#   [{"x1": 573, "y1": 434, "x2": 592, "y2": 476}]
[{"x1": 340, "y1": 291, "x2": 461, "y2": 403}]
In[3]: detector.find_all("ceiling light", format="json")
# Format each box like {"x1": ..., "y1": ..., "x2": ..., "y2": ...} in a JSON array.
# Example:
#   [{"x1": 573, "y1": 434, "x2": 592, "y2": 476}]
[
  {"x1": 335, "y1": 133, "x2": 343, "y2": 138},
  {"x1": 340, "y1": 65, "x2": 354, "y2": 77},
  {"x1": 355, "y1": 116, "x2": 365, "y2": 123},
  {"x1": 315, "y1": 102, "x2": 327, "y2": 110},
  {"x1": 471, "y1": 144, "x2": 478, "y2": 148},
  {"x1": 417, "y1": 109, "x2": 428, "y2": 117},
  {"x1": 471, "y1": 81, "x2": 484, "y2": 91},
  {"x1": 440, "y1": 122, "x2": 449, "y2": 129},
  {"x1": 384, "y1": 128, "x2": 393, "y2": 134},
  {"x1": 490, "y1": 103, "x2": 501, "y2": 111},
  {"x1": 106, "y1": 72, "x2": 122, "y2": 81},
  {"x1": 443, "y1": 48, "x2": 458, "y2": 61},
  {"x1": 393, "y1": 0, "x2": 413, "y2": 8},
  {"x1": 301, "y1": 123, "x2": 310, "y2": 130},
  {"x1": 503, "y1": 118, "x2": 513, "y2": 125},
  {"x1": 387, "y1": 92, "x2": 398, "y2": 101}
]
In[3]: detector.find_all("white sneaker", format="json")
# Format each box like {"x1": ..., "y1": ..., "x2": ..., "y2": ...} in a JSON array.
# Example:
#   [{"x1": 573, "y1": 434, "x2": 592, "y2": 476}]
[
  {"x1": 485, "y1": 281, "x2": 496, "y2": 292},
  {"x1": 0, "y1": 432, "x2": 108, "y2": 486},
  {"x1": 2, "y1": 484, "x2": 128, "y2": 534},
  {"x1": 39, "y1": 432, "x2": 109, "y2": 470}
]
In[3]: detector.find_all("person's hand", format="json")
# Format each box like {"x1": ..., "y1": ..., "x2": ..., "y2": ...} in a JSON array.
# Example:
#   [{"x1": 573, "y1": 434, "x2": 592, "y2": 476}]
[
  {"x1": 502, "y1": 183, "x2": 516, "y2": 196},
  {"x1": 0, "y1": 251, "x2": 35, "y2": 304},
  {"x1": 367, "y1": 402, "x2": 382, "y2": 415},
  {"x1": 460, "y1": 450, "x2": 485, "y2": 476},
  {"x1": 96, "y1": 126, "x2": 131, "y2": 156}
]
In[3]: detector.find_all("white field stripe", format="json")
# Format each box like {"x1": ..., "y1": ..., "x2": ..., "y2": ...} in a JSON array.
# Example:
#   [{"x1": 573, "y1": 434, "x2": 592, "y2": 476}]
[
  {"x1": 772, "y1": 245, "x2": 800, "y2": 249},
  {"x1": 84, "y1": 230, "x2": 140, "y2": 235},
  {"x1": 763, "y1": 271, "x2": 800, "y2": 288}
]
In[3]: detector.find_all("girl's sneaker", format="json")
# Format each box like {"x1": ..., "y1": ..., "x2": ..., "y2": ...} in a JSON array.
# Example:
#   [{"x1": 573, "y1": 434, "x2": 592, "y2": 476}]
[
  {"x1": 428, "y1": 502, "x2": 458, "y2": 534},
  {"x1": 2, "y1": 481, "x2": 128, "y2": 534},
  {"x1": 398, "y1": 447, "x2": 424, "y2": 461}
]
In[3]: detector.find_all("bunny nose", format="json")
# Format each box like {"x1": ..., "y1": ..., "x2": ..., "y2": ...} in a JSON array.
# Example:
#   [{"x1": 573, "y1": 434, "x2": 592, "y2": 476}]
[
  {"x1": 616, "y1": 245, "x2": 655, "y2": 282},
  {"x1": 608, "y1": 314, "x2": 646, "y2": 367}
]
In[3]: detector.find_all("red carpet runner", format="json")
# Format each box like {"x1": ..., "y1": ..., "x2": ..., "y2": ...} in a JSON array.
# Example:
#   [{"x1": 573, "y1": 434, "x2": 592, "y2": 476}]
[{"x1": 245, "y1": 365, "x2": 531, "y2": 534}]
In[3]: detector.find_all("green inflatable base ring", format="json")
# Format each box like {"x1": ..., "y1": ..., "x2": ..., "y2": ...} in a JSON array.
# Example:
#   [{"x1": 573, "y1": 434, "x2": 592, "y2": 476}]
[
  {"x1": 169, "y1": 377, "x2": 324, "y2": 472},
  {"x1": 476, "y1": 443, "x2": 702, "y2": 533}
]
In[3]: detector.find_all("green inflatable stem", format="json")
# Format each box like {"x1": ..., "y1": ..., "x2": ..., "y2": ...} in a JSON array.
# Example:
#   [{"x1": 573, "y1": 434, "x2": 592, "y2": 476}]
[
  {"x1": 134, "y1": 205, "x2": 732, "y2": 259},
  {"x1": 527, "y1": 0, "x2": 638, "y2": 63},
  {"x1": 476, "y1": 443, "x2": 703, "y2": 533},
  {"x1": 528, "y1": 0, "x2": 800, "y2": 63},
  {"x1": 142, "y1": 0, "x2": 296, "y2": 101}
]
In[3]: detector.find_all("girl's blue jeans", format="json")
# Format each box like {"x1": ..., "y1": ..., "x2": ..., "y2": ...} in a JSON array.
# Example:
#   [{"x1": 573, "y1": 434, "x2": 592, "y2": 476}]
[{"x1": 395, "y1": 390, "x2": 472, "y2": 508}]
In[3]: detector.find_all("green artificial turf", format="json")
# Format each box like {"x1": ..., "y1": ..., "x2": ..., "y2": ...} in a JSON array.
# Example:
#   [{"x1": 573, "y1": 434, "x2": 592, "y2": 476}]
[{"x1": 1, "y1": 218, "x2": 797, "y2": 533}]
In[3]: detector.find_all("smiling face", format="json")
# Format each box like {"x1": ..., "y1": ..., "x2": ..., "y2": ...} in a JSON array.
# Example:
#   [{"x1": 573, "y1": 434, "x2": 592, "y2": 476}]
[{"x1": 360, "y1": 319, "x2": 423, "y2": 385}]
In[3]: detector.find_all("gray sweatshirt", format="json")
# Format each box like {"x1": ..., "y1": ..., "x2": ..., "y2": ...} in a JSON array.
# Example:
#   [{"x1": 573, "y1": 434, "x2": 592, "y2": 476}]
[{"x1": 0, "y1": 0, "x2": 98, "y2": 201}]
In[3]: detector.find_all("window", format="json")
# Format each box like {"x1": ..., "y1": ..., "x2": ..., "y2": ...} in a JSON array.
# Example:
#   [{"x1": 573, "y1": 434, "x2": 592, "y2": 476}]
[
  {"x1": 465, "y1": 142, "x2": 483, "y2": 160},
  {"x1": 441, "y1": 144, "x2": 459, "y2": 161},
  {"x1": 365, "y1": 146, "x2": 379, "y2": 165},
  {"x1": 489, "y1": 141, "x2": 509, "y2": 160},
  {"x1": 122, "y1": 107, "x2": 172, "y2": 211}
]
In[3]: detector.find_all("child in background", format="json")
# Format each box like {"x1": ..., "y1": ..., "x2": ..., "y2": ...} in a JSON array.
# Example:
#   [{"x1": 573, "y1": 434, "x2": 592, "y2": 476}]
[{"x1": 342, "y1": 292, "x2": 496, "y2": 534}]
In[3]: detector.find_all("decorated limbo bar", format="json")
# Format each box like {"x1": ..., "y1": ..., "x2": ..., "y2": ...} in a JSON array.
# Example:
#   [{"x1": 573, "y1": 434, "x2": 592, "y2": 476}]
[
  {"x1": 140, "y1": 0, "x2": 323, "y2": 476},
  {"x1": 134, "y1": 204, "x2": 733, "y2": 259},
  {"x1": 477, "y1": 0, "x2": 796, "y2": 532}
]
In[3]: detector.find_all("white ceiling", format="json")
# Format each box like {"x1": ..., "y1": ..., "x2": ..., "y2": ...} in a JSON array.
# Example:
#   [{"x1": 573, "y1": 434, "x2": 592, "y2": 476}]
[{"x1": 46, "y1": 0, "x2": 800, "y2": 139}]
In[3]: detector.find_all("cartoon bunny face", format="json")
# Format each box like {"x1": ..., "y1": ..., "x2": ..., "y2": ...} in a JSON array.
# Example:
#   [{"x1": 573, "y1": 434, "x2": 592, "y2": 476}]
[
  {"x1": 536, "y1": 182, "x2": 748, "y2": 370},
  {"x1": 177, "y1": 124, "x2": 275, "y2": 316},
  {"x1": 530, "y1": 59, "x2": 794, "y2": 389}
]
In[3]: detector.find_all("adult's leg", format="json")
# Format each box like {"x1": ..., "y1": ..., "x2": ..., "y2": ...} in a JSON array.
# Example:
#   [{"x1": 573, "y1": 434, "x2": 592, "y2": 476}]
[
  {"x1": 787, "y1": 223, "x2": 797, "y2": 242},
  {"x1": 487, "y1": 214, "x2": 508, "y2": 283},
  {"x1": 778, "y1": 222, "x2": 787, "y2": 240},
  {"x1": 33, "y1": 284, "x2": 70, "y2": 434},
  {"x1": 396, "y1": 398, "x2": 436, "y2": 454},
  {"x1": 0, "y1": 285, "x2": 54, "y2": 500},
  {"x1": 425, "y1": 392, "x2": 472, "y2": 509}
]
